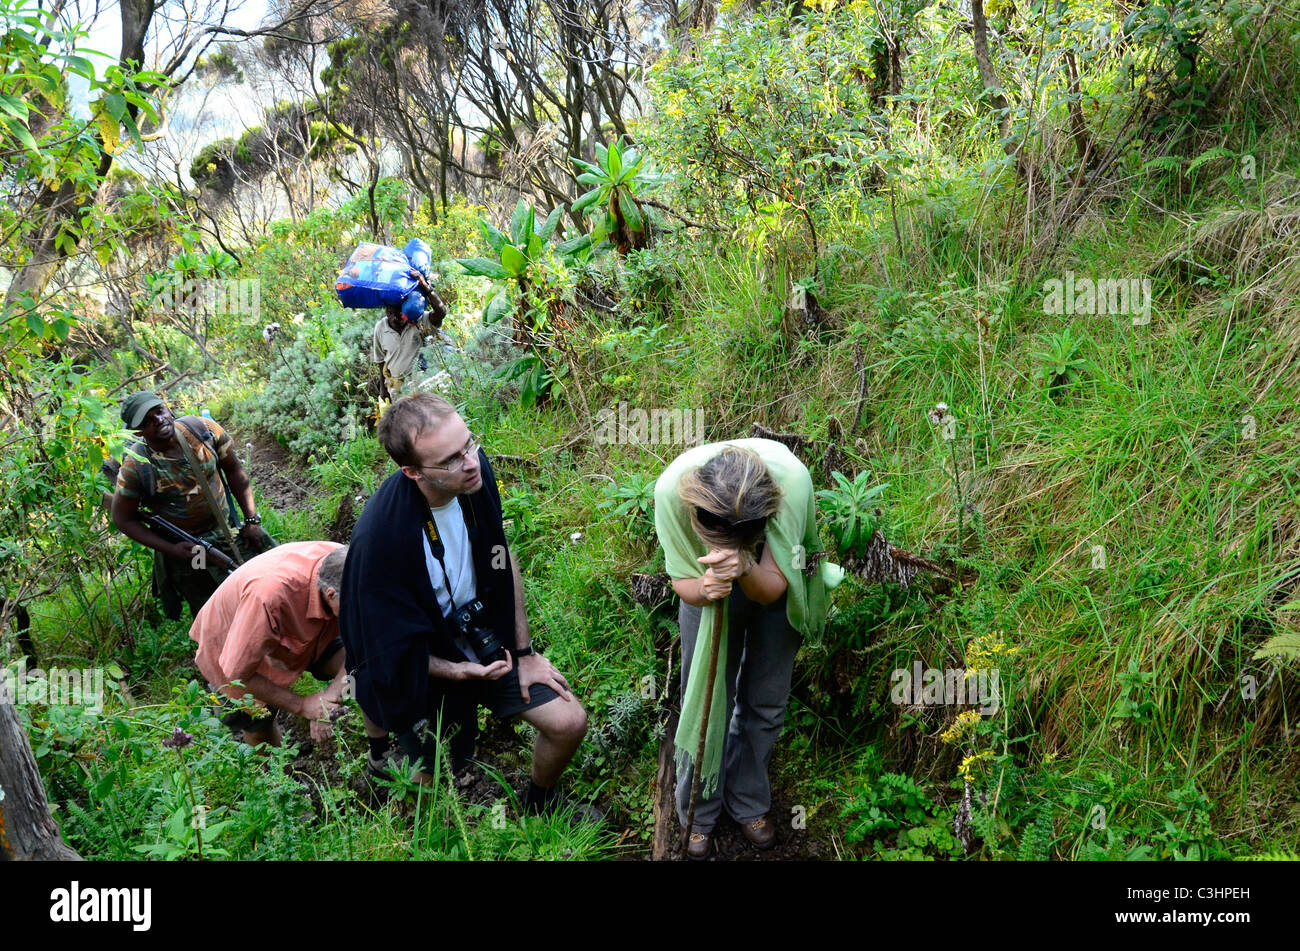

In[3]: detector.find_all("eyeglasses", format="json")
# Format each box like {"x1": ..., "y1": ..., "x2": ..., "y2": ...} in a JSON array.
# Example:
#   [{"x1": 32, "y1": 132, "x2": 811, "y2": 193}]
[
  {"x1": 694, "y1": 506, "x2": 768, "y2": 539},
  {"x1": 419, "y1": 435, "x2": 482, "y2": 473}
]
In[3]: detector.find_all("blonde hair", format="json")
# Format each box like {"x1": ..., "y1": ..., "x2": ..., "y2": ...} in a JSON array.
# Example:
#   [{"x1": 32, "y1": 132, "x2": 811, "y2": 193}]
[{"x1": 677, "y1": 445, "x2": 782, "y2": 555}]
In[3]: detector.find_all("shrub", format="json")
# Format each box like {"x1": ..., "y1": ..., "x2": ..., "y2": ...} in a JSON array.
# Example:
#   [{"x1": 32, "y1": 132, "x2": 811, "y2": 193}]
[{"x1": 243, "y1": 307, "x2": 373, "y2": 458}]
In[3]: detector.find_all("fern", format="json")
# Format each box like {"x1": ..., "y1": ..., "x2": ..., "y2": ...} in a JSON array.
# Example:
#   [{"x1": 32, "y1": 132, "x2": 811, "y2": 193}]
[
  {"x1": 1253, "y1": 629, "x2": 1300, "y2": 663},
  {"x1": 1015, "y1": 808, "x2": 1055, "y2": 861},
  {"x1": 1238, "y1": 849, "x2": 1300, "y2": 861},
  {"x1": 1187, "y1": 146, "x2": 1236, "y2": 174}
]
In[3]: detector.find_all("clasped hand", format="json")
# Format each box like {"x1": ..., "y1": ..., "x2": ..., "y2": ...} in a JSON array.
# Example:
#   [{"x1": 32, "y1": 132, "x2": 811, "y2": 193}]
[{"x1": 696, "y1": 547, "x2": 754, "y2": 601}]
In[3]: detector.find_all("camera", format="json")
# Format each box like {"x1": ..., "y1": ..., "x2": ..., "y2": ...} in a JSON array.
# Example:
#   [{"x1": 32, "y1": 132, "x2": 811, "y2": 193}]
[{"x1": 450, "y1": 598, "x2": 506, "y2": 664}]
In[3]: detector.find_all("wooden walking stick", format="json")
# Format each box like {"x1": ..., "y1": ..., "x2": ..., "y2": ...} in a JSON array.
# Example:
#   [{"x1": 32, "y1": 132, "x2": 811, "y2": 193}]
[{"x1": 681, "y1": 595, "x2": 726, "y2": 860}]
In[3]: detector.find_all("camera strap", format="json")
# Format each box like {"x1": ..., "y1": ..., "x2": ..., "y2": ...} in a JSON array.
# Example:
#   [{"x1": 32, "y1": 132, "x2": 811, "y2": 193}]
[
  {"x1": 423, "y1": 505, "x2": 479, "y2": 663},
  {"x1": 422, "y1": 497, "x2": 481, "y2": 603}
]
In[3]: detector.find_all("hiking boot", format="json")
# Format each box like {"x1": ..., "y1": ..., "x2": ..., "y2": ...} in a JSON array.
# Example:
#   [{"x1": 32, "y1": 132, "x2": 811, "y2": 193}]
[
  {"x1": 367, "y1": 747, "x2": 400, "y2": 780},
  {"x1": 528, "y1": 790, "x2": 605, "y2": 825},
  {"x1": 740, "y1": 815, "x2": 776, "y2": 849},
  {"x1": 686, "y1": 831, "x2": 712, "y2": 861},
  {"x1": 370, "y1": 743, "x2": 472, "y2": 781}
]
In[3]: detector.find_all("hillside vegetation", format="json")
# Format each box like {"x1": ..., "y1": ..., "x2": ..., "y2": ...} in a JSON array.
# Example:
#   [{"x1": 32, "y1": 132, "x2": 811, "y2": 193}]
[{"x1": 3, "y1": 0, "x2": 1298, "y2": 860}]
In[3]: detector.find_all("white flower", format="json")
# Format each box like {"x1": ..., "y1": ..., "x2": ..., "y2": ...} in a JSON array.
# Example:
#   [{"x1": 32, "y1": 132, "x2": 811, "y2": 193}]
[
  {"x1": 262, "y1": 322, "x2": 281, "y2": 342},
  {"x1": 570, "y1": 532, "x2": 583, "y2": 543},
  {"x1": 927, "y1": 402, "x2": 950, "y2": 426}
]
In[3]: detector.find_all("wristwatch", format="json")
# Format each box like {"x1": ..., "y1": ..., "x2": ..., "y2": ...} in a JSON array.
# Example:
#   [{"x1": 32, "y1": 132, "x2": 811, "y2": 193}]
[
  {"x1": 243, "y1": 514, "x2": 262, "y2": 526},
  {"x1": 514, "y1": 643, "x2": 535, "y2": 658}
]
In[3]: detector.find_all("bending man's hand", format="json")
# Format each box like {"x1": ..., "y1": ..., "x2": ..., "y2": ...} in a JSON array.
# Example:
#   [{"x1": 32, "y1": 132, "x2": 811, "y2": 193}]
[
  {"x1": 517, "y1": 653, "x2": 573, "y2": 704},
  {"x1": 306, "y1": 692, "x2": 344, "y2": 744}
]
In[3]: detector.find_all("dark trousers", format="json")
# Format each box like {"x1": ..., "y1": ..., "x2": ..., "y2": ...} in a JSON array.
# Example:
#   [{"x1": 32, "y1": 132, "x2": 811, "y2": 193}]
[{"x1": 675, "y1": 586, "x2": 801, "y2": 833}]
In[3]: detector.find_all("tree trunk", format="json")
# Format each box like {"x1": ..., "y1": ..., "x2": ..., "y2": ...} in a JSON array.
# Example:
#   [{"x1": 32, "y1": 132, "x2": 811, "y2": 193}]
[
  {"x1": 0, "y1": 701, "x2": 81, "y2": 860},
  {"x1": 970, "y1": 0, "x2": 1039, "y2": 202},
  {"x1": 651, "y1": 708, "x2": 679, "y2": 861}
]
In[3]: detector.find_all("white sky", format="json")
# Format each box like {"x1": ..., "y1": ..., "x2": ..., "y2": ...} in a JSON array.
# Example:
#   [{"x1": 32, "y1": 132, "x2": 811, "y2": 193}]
[{"x1": 58, "y1": 0, "x2": 280, "y2": 183}]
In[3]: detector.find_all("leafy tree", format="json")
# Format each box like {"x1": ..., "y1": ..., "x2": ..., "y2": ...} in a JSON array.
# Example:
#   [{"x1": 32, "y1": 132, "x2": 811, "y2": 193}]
[{"x1": 643, "y1": 5, "x2": 891, "y2": 269}]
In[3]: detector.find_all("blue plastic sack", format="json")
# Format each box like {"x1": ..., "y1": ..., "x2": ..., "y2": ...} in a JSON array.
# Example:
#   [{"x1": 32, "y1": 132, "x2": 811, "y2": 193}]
[
  {"x1": 402, "y1": 238, "x2": 432, "y2": 277},
  {"x1": 335, "y1": 243, "x2": 417, "y2": 309}
]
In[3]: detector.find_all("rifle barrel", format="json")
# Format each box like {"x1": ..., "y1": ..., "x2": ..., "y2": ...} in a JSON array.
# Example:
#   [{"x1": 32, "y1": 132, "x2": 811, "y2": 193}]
[{"x1": 144, "y1": 513, "x2": 238, "y2": 573}]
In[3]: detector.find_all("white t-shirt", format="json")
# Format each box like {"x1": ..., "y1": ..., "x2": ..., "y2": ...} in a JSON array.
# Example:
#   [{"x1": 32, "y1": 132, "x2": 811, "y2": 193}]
[{"x1": 422, "y1": 498, "x2": 478, "y2": 618}]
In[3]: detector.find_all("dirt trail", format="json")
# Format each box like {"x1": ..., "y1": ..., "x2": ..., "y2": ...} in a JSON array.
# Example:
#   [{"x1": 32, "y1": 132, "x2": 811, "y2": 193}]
[{"x1": 235, "y1": 429, "x2": 311, "y2": 513}]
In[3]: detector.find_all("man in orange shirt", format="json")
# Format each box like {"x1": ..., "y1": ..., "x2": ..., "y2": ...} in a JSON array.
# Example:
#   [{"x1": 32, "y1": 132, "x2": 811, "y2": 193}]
[{"x1": 189, "y1": 541, "x2": 349, "y2": 747}]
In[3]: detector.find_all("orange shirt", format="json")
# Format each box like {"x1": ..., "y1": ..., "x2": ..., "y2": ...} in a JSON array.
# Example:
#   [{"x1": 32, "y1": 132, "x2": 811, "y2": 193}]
[{"x1": 190, "y1": 541, "x2": 343, "y2": 690}]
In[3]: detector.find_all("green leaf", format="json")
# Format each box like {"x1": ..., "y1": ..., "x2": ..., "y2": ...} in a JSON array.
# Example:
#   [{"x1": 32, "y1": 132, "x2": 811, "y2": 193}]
[
  {"x1": 121, "y1": 111, "x2": 142, "y2": 147},
  {"x1": 607, "y1": 140, "x2": 623, "y2": 179},
  {"x1": 479, "y1": 219, "x2": 507, "y2": 254},
  {"x1": 537, "y1": 205, "x2": 564, "y2": 241},
  {"x1": 571, "y1": 187, "x2": 603, "y2": 214},
  {"x1": 124, "y1": 90, "x2": 158, "y2": 124},
  {"x1": 51, "y1": 318, "x2": 69, "y2": 341},
  {"x1": 595, "y1": 140, "x2": 609, "y2": 169},
  {"x1": 484, "y1": 289, "x2": 513, "y2": 324},
  {"x1": 619, "y1": 148, "x2": 642, "y2": 180},
  {"x1": 1254, "y1": 630, "x2": 1300, "y2": 663},
  {"x1": 575, "y1": 171, "x2": 604, "y2": 185},
  {"x1": 65, "y1": 55, "x2": 95, "y2": 79},
  {"x1": 6, "y1": 117, "x2": 37, "y2": 153},
  {"x1": 104, "y1": 92, "x2": 126, "y2": 121},
  {"x1": 93, "y1": 771, "x2": 117, "y2": 799},
  {"x1": 456, "y1": 256, "x2": 510, "y2": 279},
  {"x1": 556, "y1": 232, "x2": 592, "y2": 257},
  {"x1": 1187, "y1": 146, "x2": 1235, "y2": 173},
  {"x1": 636, "y1": 172, "x2": 673, "y2": 189},
  {"x1": 499, "y1": 243, "x2": 527, "y2": 277},
  {"x1": 571, "y1": 156, "x2": 601, "y2": 176},
  {"x1": 1141, "y1": 155, "x2": 1181, "y2": 173},
  {"x1": 618, "y1": 189, "x2": 644, "y2": 232},
  {"x1": 25, "y1": 313, "x2": 44, "y2": 336},
  {"x1": 0, "y1": 94, "x2": 28, "y2": 120},
  {"x1": 509, "y1": 199, "x2": 531, "y2": 246}
]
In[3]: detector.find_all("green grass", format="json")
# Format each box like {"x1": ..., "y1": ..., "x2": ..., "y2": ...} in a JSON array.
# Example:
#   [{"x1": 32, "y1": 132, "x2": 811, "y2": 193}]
[{"x1": 21, "y1": 24, "x2": 1300, "y2": 860}]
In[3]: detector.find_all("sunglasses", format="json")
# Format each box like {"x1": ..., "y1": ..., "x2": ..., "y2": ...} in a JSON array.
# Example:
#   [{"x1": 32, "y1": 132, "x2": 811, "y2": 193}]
[{"x1": 694, "y1": 506, "x2": 768, "y2": 538}]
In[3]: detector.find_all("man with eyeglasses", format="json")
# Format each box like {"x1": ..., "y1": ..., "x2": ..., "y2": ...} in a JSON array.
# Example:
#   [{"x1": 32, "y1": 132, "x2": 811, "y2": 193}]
[{"x1": 339, "y1": 393, "x2": 594, "y2": 819}]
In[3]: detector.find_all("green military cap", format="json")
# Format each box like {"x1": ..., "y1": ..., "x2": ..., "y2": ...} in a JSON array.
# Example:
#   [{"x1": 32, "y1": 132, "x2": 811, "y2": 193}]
[{"x1": 120, "y1": 390, "x2": 166, "y2": 429}]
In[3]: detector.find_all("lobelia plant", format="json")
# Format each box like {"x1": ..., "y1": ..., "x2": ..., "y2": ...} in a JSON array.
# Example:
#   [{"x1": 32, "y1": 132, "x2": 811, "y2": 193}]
[
  {"x1": 570, "y1": 137, "x2": 670, "y2": 255},
  {"x1": 457, "y1": 198, "x2": 587, "y2": 330},
  {"x1": 457, "y1": 200, "x2": 588, "y2": 408},
  {"x1": 1031, "y1": 327, "x2": 1090, "y2": 399},
  {"x1": 816, "y1": 470, "x2": 891, "y2": 559}
]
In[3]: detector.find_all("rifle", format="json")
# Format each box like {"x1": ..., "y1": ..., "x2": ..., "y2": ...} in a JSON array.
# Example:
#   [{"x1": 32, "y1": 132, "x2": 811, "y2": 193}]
[
  {"x1": 101, "y1": 456, "x2": 238, "y2": 574},
  {"x1": 142, "y1": 512, "x2": 239, "y2": 574}
]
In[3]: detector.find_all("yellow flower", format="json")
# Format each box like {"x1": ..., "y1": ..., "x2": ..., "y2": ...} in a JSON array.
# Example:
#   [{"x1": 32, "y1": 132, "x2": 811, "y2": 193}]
[
  {"x1": 939, "y1": 710, "x2": 982, "y2": 745},
  {"x1": 965, "y1": 630, "x2": 1020, "y2": 674},
  {"x1": 958, "y1": 750, "x2": 995, "y2": 782}
]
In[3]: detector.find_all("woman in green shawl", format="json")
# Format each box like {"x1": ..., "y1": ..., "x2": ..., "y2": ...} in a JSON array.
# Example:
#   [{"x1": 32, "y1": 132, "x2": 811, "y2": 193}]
[{"x1": 654, "y1": 439, "x2": 841, "y2": 860}]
